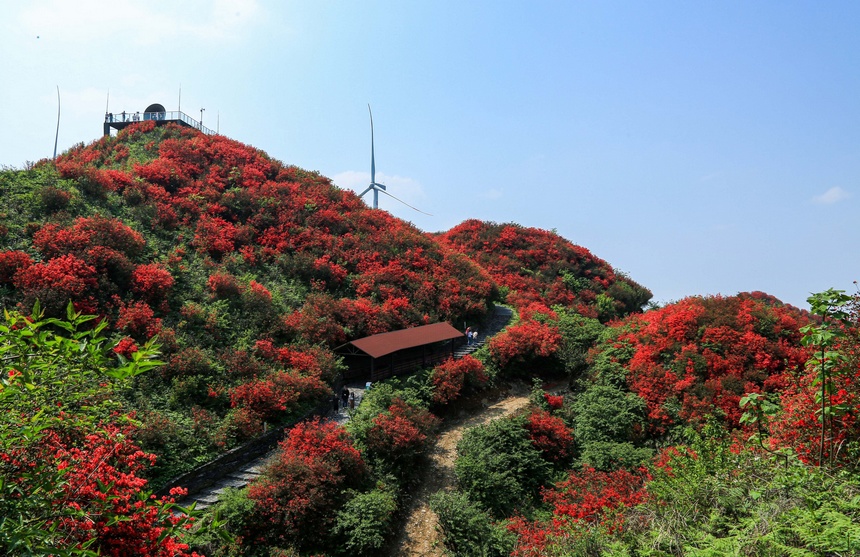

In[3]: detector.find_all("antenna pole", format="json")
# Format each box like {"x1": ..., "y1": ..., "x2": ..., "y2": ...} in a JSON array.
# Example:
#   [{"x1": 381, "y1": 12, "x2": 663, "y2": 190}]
[
  {"x1": 53, "y1": 86, "x2": 60, "y2": 160},
  {"x1": 178, "y1": 84, "x2": 181, "y2": 112},
  {"x1": 105, "y1": 88, "x2": 110, "y2": 115}
]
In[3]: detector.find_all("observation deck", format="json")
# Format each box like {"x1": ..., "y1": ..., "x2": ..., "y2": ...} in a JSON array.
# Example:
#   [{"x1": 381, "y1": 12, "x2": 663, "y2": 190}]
[{"x1": 103, "y1": 103, "x2": 215, "y2": 136}]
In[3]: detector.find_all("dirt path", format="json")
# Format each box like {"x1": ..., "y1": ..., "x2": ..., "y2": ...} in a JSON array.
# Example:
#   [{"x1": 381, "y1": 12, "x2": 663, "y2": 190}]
[{"x1": 390, "y1": 384, "x2": 532, "y2": 557}]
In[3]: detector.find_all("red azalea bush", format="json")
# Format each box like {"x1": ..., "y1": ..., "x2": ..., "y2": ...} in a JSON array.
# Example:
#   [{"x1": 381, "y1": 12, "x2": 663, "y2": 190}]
[
  {"x1": 253, "y1": 340, "x2": 341, "y2": 383},
  {"x1": 365, "y1": 398, "x2": 440, "y2": 465},
  {"x1": 5, "y1": 426, "x2": 201, "y2": 557},
  {"x1": 247, "y1": 419, "x2": 366, "y2": 548},
  {"x1": 131, "y1": 263, "x2": 174, "y2": 307},
  {"x1": 113, "y1": 336, "x2": 139, "y2": 358},
  {"x1": 42, "y1": 426, "x2": 199, "y2": 557},
  {"x1": 208, "y1": 271, "x2": 242, "y2": 299},
  {"x1": 229, "y1": 371, "x2": 330, "y2": 437},
  {"x1": 590, "y1": 293, "x2": 810, "y2": 434},
  {"x1": 490, "y1": 319, "x2": 562, "y2": 370},
  {"x1": 0, "y1": 307, "x2": 200, "y2": 557},
  {"x1": 524, "y1": 409, "x2": 574, "y2": 463},
  {"x1": 245, "y1": 279, "x2": 272, "y2": 304},
  {"x1": 507, "y1": 466, "x2": 650, "y2": 557},
  {"x1": 194, "y1": 216, "x2": 237, "y2": 258},
  {"x1": 33, "y1": 215, "x2": 145, "y2": 260},
  {"x1": 430, "y1": 355, "x2": 488, "y2": 405},
  {"x1": 544, "y1": 393, "x2": 564, "y2": 410},
  {"x1": 0, "y1": 250, "x2": 32, "y2": 285},
  {"x1": 116, "y1": 300, "x2": 162, "y2": 340},
  {"x1": 769, "y1": 358, "x2": 860, "y2": 465},
  {"x1": 15, "y1": 253, "x2": 98, "y2": 314}
]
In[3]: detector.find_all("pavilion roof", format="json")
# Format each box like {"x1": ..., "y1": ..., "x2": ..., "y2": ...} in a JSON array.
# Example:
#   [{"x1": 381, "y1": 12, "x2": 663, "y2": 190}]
[{"x1": 337, "y1": 322, "x2": 463, "y2": 359}]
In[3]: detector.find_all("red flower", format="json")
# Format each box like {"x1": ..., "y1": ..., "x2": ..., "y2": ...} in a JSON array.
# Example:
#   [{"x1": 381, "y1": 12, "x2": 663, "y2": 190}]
[{"x1": 113, "y1": 337, "x2": 139, "y2": 358}]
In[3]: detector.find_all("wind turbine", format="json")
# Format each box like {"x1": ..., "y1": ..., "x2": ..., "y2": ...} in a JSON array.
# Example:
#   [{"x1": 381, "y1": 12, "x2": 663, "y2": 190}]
[{"x1": 357, "y1": 105, "x2": 431, "y2": 215}]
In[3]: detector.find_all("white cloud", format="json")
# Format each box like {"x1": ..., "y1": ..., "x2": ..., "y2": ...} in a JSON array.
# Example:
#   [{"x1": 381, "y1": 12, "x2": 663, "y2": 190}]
[
  {"x1": 479, "y1": 188, "x2": 503, "y2": 200},
  {"x1": 812, "y1": 186, "x2": 850, "y2": 205},
  {"x1": 332, "y1": 170, "x2": 369, "y2": 193}
]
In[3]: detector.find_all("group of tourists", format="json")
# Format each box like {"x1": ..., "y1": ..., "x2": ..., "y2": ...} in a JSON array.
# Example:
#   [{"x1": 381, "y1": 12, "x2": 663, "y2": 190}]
[{"x1": 465, "y1": 326, "x2": 479, "y2": 346}]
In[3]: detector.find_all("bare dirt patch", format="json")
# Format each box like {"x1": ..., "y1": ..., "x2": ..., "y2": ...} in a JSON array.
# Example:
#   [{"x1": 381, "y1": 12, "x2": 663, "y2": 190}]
[{"x1": 390, "y1": 383, "x2": 532, "y2": 557}]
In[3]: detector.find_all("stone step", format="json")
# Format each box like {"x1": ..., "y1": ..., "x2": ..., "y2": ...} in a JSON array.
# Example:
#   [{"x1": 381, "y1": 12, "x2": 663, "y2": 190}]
[
  {"x1": 218, "y1": 476, "x2": 253, "y2": 489},
  {"x1": 228, "y1": 470, "x2": 261, "y2": 482}
]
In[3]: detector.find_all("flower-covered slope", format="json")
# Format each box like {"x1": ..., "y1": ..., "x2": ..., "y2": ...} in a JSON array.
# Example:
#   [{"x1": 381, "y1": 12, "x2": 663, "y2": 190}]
[
  {"x1": 0, "y1": 122, "x2": 496, "y2": 480},
  {"x1": 589, "y1": 292, "x2": 811, "y2": 433},
  {"x1": 438, "y1": 219, "x2": 652, "y2": 321},
  {"x1": 5, "y1": 121, "x2": 496, "y2": 337}
]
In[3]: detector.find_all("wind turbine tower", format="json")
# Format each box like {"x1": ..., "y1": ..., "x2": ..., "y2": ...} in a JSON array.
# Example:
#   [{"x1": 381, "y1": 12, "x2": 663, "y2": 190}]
[{"x1": 358, "y1": 104, "x2": 386, "y2": 209}]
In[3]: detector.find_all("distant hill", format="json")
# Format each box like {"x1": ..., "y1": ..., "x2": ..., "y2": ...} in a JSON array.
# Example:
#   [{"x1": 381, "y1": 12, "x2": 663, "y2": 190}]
[{"x1": 438, "y1": 219, "x2": 652, "y2": 322}]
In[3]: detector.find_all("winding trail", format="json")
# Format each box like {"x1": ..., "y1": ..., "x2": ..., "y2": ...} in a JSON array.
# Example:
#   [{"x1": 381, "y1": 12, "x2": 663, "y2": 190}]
[{"x1": 390, "y1": 383, "x2": 532, "y2": 557}]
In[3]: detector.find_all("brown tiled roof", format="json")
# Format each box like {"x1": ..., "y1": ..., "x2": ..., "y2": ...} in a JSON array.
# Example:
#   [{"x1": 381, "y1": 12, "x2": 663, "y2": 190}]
[{"x1": 341, "y1": 322, "x2": 463, "y2": 359}]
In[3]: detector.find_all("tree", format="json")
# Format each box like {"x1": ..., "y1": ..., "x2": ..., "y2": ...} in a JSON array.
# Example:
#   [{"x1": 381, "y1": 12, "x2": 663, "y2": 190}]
[{"x1": 800, "y1": 288, "x2": 853, "y2": 465}]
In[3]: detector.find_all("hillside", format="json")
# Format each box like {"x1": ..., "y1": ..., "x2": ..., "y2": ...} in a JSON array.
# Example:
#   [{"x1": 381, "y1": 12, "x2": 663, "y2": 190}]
[{"x1": 0, "y1": 121, "x2": 645, "y2": 484}]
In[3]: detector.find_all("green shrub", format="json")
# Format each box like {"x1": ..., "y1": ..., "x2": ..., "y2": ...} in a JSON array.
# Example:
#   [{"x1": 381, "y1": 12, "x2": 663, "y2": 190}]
[
  {"x1": 553, "y1": 306, "x2": 604, "y2": 379},
  {"x1": 630, "y1": 428, "x2": 860, "y2": 556},
  {"x1": 430, "y1": 490, "x2": 514, "y2": 557},
  {"x1": 572, "y1": 384, "x2": 646, "y2": 445},
  {"x1": 189, "y1": 487, "x2": 256, "y2": 557},
  {"x1": 455, "y1": 415, "x2": 551, "y2": 517},
  {"x1": 332, "y1": 487, "x2": 398, "y2": 556},
  {"x1": 578, "y1": 441, "x2": 653, "y2": 472}
]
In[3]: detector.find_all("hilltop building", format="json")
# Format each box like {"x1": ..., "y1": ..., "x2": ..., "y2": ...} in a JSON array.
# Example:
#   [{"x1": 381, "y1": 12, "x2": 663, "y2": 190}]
[{"x1": 104, "y1": 103, "x2": 215, "y2": 136}]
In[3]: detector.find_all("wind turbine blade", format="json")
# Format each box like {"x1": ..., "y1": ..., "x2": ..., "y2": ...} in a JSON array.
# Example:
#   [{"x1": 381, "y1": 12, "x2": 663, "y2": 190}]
[
  {"x1": 358, "y1": 184, "x2": 374, "y2": 198},
  {"x1": 379, "y1": 189, "x2": 433, "y2": 216},
  {"x1": 53, "y1": 86, "x2": 60, "y2": 160},
  {"x1": 368, "y1": 104, "x2": 375, "y2": 185}
]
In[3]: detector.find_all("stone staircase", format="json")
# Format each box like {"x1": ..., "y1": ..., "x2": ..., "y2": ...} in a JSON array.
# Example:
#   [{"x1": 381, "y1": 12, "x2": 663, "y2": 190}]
[
  {"x1": 186, "y1": 461, "x2": 266, "y2": 508},
  {"x1": 174, "y1": 305, "x2": 515, "y2": 510},
  {"x1": 176, "y1": 390, "x2": 364, "y2": 509},
  {"x1": 454, "y1": 304, "x2": 513, "y2": 358}
]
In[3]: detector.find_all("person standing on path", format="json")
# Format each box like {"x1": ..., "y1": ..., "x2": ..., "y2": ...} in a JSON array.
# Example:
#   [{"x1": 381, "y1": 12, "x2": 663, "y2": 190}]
[{"x1": 341, "y1": 387, "x2": 350, "y2": 409}]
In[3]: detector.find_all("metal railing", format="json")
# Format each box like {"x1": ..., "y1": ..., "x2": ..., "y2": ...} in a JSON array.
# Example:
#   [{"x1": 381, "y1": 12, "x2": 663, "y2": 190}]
[{"x1": 104, "y1": 110, "x2": 215, "y2": 135}]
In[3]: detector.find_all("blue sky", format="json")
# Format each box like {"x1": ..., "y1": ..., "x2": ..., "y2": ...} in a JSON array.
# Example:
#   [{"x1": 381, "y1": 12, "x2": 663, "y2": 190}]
[{"x1": 2, "y1": 1, "x2": 858, "y2": 309}]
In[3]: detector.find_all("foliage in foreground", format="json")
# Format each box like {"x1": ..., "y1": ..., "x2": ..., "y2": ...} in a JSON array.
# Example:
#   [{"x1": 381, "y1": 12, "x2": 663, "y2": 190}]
[{"x1": 0, "y1": 304, "x2": 205, "y2": 556}]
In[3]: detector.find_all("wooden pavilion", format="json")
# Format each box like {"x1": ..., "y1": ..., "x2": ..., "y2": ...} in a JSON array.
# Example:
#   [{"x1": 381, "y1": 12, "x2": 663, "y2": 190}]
[{"x1": 335, "y1": 323, "x2": 463, "y2": 382}]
